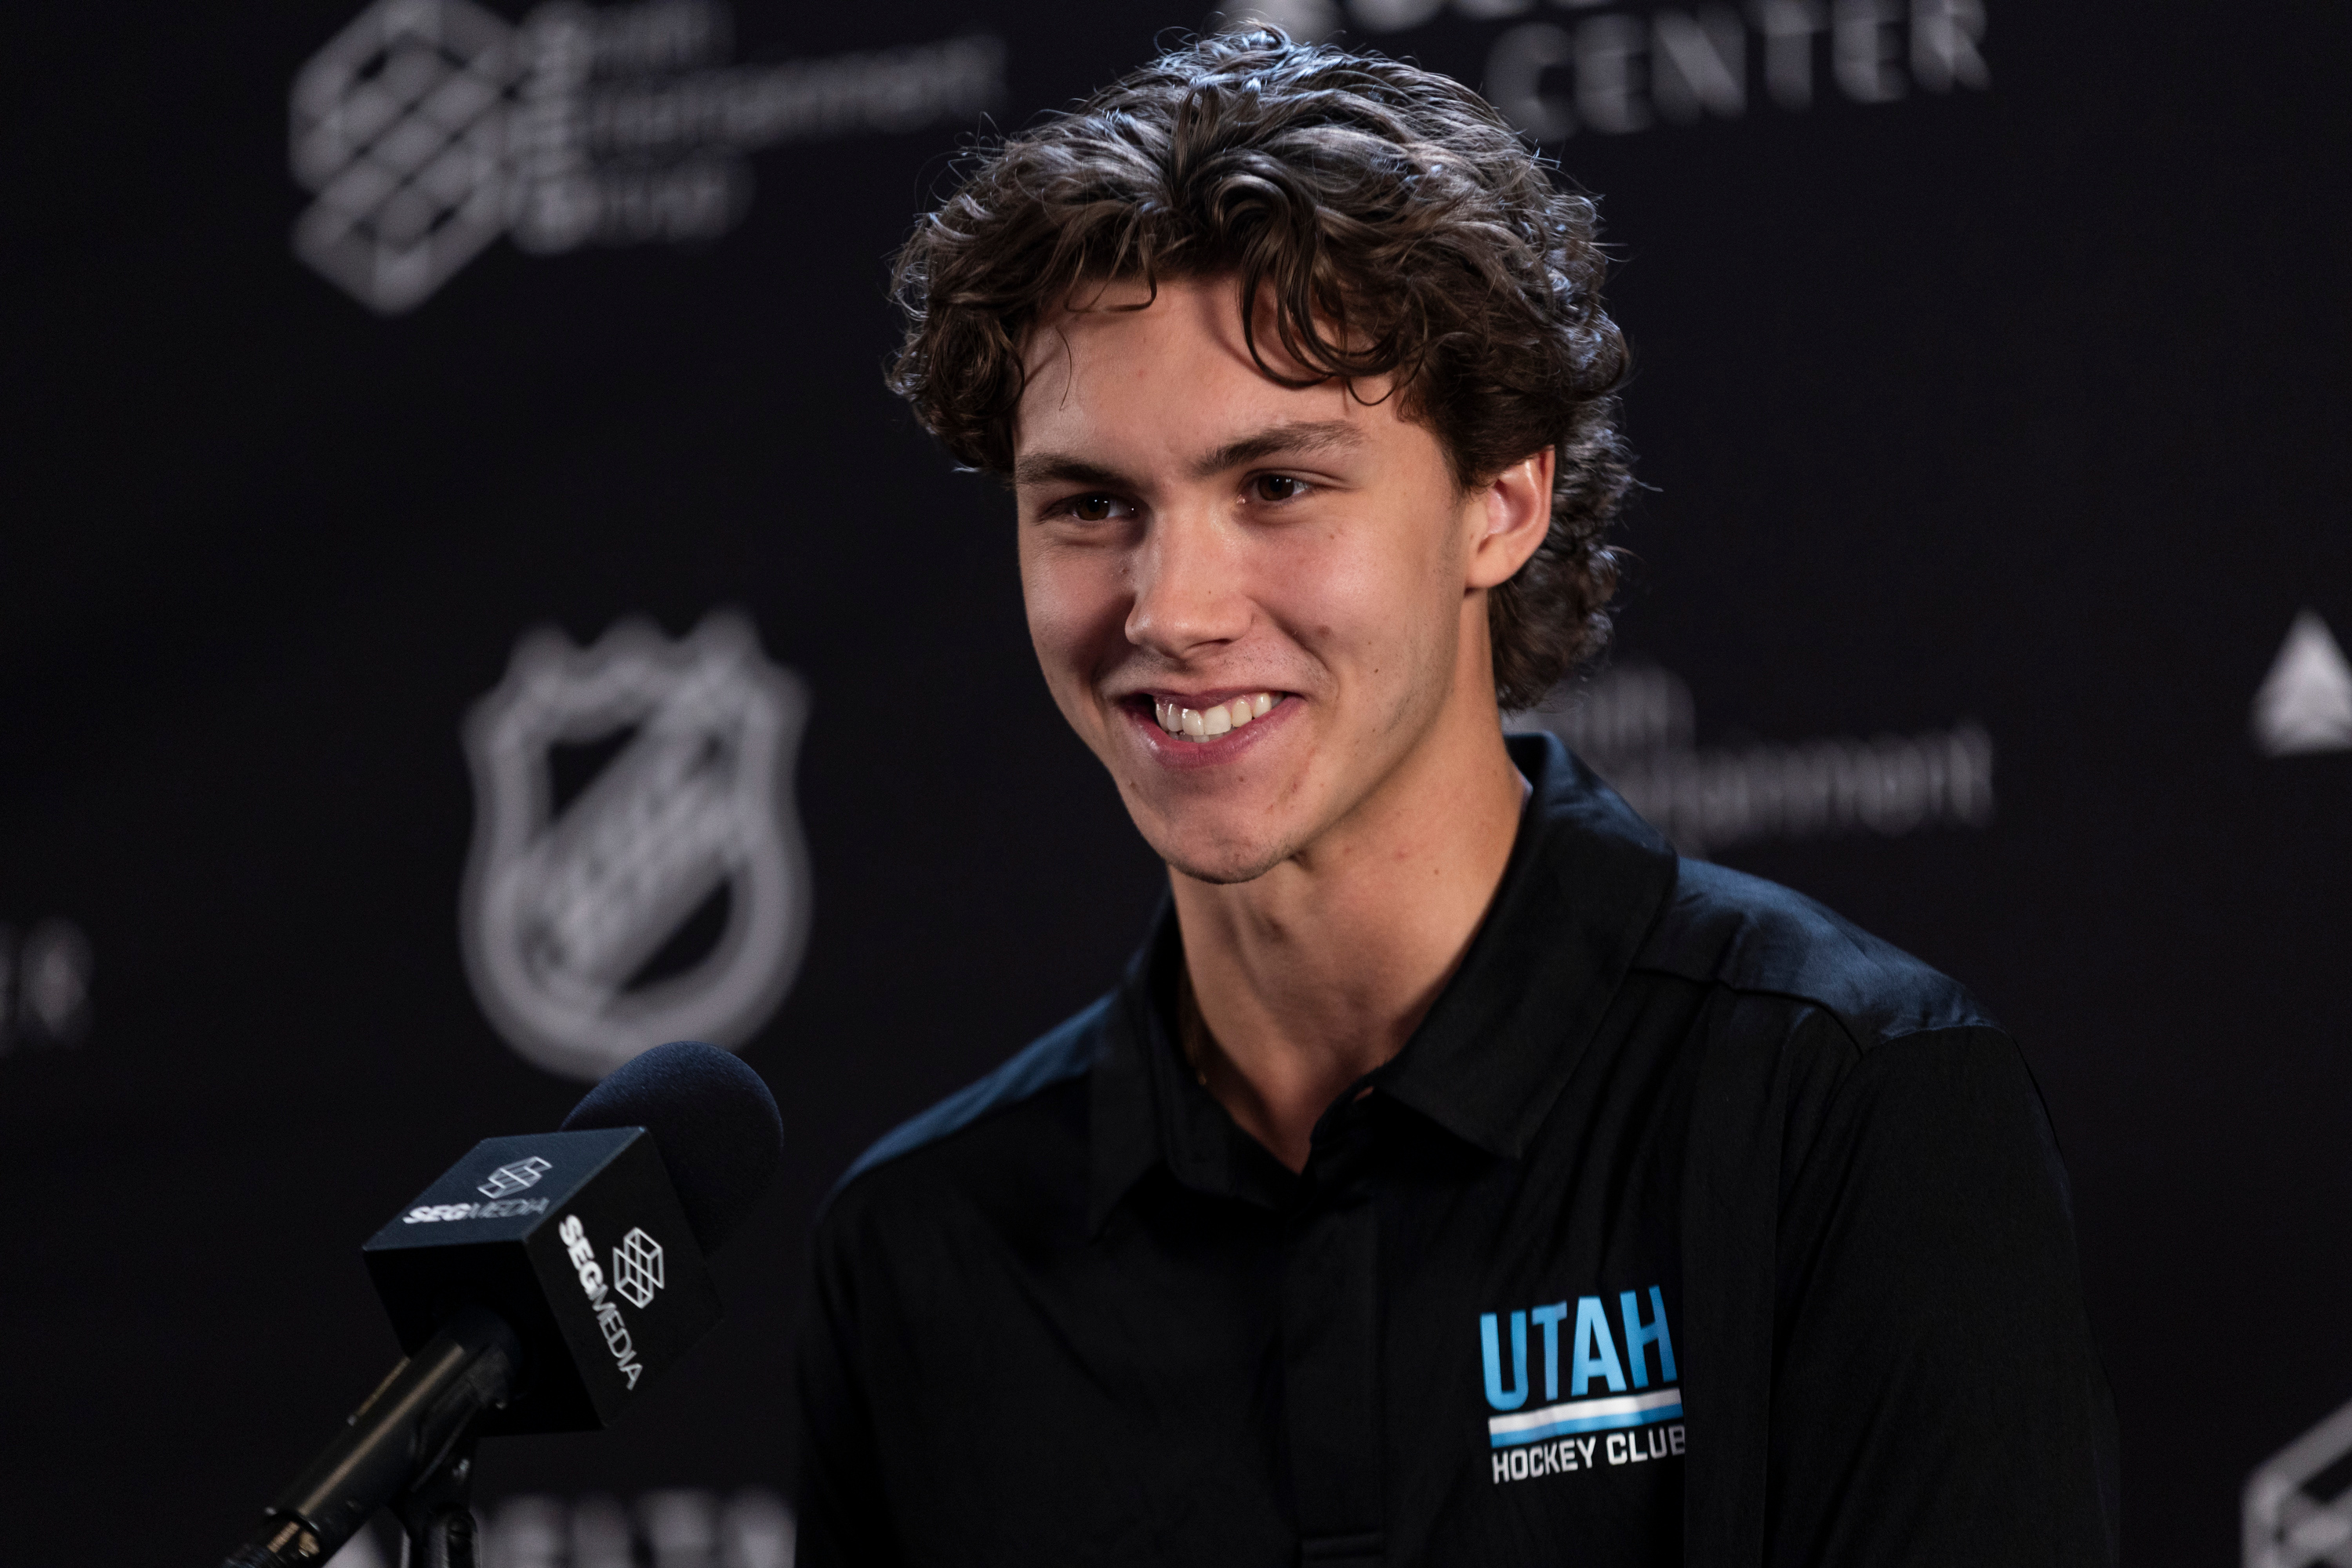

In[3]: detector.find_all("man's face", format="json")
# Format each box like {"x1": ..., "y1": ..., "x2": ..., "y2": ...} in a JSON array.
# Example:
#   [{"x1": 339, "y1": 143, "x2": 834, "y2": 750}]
[{"x1": 1012, "y1": 275, "x2": 1508, "y2": 885}]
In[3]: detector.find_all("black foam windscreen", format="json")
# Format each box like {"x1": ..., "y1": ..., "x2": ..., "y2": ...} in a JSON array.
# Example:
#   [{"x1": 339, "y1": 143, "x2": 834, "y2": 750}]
[{"x1": 560, "y1": 1041, "x2": 783, "y2": 1254}]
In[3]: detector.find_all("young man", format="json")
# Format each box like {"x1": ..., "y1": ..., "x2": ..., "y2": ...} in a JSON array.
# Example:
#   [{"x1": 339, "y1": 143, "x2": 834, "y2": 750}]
[{"x1": 794, "y1": 30, "x2": 2117, "y2": 1566}]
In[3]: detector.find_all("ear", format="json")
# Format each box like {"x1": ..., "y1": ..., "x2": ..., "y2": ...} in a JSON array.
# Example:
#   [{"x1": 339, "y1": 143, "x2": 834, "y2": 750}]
[{"x1": 1465, "y1": 448, "x2": 1555, "y2": 590}]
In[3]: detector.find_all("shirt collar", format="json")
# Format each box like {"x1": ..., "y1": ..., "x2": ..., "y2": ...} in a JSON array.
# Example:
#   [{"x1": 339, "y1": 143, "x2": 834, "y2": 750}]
[
  {"x1": 1088, "y1": 911, "x2": 1296, "y2": 1231},
  {"x1": 1088, "y1": 732, "x2": 1679, "y2": 1229},
  {"x1": 1374, "y1": 732, "x2": 1679, "y2": 1157}
]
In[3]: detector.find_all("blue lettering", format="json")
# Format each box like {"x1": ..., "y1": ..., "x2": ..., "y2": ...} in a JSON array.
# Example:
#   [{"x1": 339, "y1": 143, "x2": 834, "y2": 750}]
[
  {"x1": 1481, "y1": 1311, "x2": 1530, "y2": 1410},
  {"x1": 1570, "y1": 1296, "x2": 1628, "y2": 1396},
  {"x1": 1530, "y1": 1301, "x2": 1570, "y2": 1400},
  {"x1": 1620, "y1": 1286, "x2": 1677, "y2": 1388}
]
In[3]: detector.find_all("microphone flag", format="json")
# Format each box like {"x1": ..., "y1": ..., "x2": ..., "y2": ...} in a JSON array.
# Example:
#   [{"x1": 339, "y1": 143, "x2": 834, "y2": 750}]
[{"x1": 362, "y1": 1126, "x2": 722, "y2": 1433}]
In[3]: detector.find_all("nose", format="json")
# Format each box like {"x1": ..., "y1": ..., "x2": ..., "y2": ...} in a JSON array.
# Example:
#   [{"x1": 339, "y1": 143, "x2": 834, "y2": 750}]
[{"x1": 1124, "y1": 504, "x2": 1250, "y2": 659}]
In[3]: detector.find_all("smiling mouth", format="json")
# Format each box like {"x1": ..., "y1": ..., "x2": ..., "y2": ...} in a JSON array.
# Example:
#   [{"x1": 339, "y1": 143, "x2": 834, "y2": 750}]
[{"x1": 1147, "y1": 692, "x2": 1283, "y2": 742}]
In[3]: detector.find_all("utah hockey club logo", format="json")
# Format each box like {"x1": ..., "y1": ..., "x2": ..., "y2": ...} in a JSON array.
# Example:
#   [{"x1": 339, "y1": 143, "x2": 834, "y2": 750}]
[{"x1": 461, "y1": 612, "x2": 811, "y2": 1079}]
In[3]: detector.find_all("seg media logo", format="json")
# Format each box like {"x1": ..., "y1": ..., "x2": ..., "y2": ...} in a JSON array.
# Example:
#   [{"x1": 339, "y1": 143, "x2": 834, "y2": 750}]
[
  {"x1": 479, "y1": 1155, "x2": 554, "y2": 1196},
  {"x1": 558, "y1": 1212, "x2": 659, "y2": 1387},
  {"x1": 610, "y1": 1224, "x2": 666, "y2": 1308},
  {"x1": 461, "y1": 611, "x2": 811, "y2": 1080},
  {"x1": 289, "y1": 0, "x2": 1004, "y2": 312}
]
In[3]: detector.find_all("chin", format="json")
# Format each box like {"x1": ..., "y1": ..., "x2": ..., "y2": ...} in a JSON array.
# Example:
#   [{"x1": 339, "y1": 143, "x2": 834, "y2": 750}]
[{"x1": 1144, "y1": 824, "x2": 1295, "y2": 887}]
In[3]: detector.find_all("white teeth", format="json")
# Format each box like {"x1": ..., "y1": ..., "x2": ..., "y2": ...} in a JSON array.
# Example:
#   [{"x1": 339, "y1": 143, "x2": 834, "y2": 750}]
[{"x1": 1149, "y1": 692, "x2": 1282, "y2": 742}]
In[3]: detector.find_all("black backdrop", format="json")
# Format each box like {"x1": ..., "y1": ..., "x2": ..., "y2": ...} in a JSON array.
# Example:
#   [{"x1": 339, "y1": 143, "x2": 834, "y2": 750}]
[{"x1": 5, "y1": 1, "x2": 2348, "y2": 1563}]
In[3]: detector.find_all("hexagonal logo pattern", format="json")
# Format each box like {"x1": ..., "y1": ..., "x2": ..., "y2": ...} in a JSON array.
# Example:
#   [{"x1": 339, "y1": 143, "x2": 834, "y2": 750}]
[
  {"x1": 613, "y1": 1226, "x2": 666, "y2": 1308},
  {"x1": 289, "y1": 0, "x2": 1006, "y2": 314},
  {"x1": 477, "y1": 1155, "x2": 554, "y2": 1198},
  {"x1": 291, "y1": 0, "x2": 521, "y2": 314}
]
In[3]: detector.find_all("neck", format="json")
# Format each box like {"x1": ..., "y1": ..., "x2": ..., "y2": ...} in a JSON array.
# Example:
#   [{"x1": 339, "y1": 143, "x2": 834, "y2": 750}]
[{"x1": 1169, "y1": 680, "x2": 1529, "y2": 1172}]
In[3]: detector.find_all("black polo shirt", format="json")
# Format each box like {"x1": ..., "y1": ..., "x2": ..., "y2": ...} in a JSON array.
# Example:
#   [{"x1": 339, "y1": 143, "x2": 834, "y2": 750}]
[{"x1": 792, "y1": 734, "x2": 2118, "y2": 1567}]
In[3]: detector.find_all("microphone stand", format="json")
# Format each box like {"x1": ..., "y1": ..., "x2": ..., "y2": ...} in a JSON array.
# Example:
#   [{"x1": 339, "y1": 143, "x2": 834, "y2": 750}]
[
  {"x1": 220, "y1": 1305, "x2": 521, "y2": 1568},
  {"x1": 391, "y1": 1436, "x2": 482, "y2": 1568}
]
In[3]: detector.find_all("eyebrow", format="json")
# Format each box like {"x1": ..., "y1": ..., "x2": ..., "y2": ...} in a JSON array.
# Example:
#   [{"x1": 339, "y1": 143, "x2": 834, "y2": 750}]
[
  {"x1": 1011, "y1": 455, "x2": 1130, "y2": 491},
  {"x1": 1187, "y1": 419, "x2": 1365, "y2": 480},
  {"x1": 1011, "y1": 419, "x2": 1366, "y2": 492}
]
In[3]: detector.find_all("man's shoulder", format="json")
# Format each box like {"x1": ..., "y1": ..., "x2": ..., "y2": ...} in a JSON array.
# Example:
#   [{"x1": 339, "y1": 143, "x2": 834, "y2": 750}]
[
  {"x1": 1632, "y1": 857, "x2": 1996, "y2": 1050},
  {"x1": 822, "y1": 993, "x2": 1112, "y2": 1221}
]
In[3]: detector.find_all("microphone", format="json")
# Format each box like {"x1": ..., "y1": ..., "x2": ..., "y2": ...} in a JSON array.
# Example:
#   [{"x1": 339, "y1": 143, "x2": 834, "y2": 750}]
[{"x1": 220, "y1": 1042, "x2": 782, "y2": 1568}]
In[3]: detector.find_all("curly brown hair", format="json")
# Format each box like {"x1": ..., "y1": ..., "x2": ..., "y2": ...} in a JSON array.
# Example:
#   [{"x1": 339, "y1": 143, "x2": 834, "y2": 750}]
[{"x1": 886, "y1": 27, "x2": 1632, "y2": 709}]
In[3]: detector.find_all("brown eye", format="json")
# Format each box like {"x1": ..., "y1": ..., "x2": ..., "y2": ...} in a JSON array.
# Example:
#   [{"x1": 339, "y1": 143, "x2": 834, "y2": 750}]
[
  {"x1": 1070, "y1": 495, "x2": 1119, "y2": 521},
  {"x1": 1253, "y1": 475, "x2": 1306, "y2": 503}
]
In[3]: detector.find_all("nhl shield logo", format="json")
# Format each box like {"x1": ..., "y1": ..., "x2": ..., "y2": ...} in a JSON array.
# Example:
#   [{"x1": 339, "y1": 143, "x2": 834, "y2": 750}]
[{"x1": 460, "y1": 612, "x2": 811, "y2": 1079}]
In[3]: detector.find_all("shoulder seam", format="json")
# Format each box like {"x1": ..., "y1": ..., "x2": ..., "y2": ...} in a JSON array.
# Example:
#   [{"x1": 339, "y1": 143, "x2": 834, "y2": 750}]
[
  {"x1": 828, "y1": 994, "x2": 1110, "y2": 1201},
  {"x1": 1624, "y1": 964, "x2": 1998, "y2": 1050}
]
